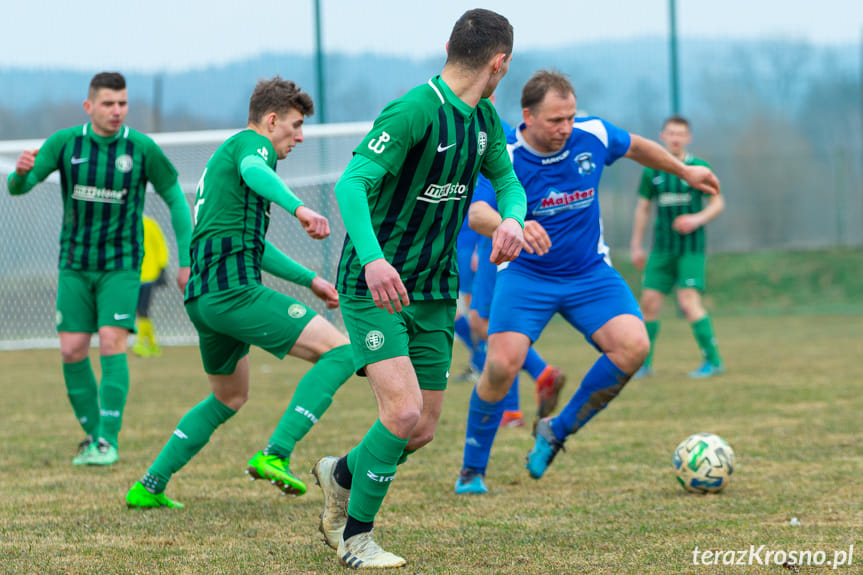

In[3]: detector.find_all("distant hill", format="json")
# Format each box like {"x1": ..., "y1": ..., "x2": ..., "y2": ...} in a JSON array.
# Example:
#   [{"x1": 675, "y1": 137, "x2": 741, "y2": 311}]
[{"x1": 1, "y1": 37, "x2": 857, "y2": 138}]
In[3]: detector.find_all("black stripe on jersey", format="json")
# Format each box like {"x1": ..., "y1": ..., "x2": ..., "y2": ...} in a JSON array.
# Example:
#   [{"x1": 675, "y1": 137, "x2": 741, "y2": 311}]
[
  {"x1": 188, "y1": 242, "x2": 202, "y2": 299},
  {"x1": 200, "y1": 239, "x2": 213, "y2": 295},
  {"x1": 217, "y1": 237, "x2": 231, "y2": 291},
  {"x1": 97, "y1": 141, "x2": 118, "y2": 269},
  {"x1": 435, "y1": 111, "x2": 481, "y2": 297},
  {"x1": 337, "y1": 234, "x2": 362, "y2": 294},
  {"x1": 130, "y1": 146, "x2": 144, "y2": 268},
  {"x1": 398, "y1": 119, "x2": 445, "y2": 294},
  {"x1": 80, "y1": 143, "x2": 100, "y2": 269}
]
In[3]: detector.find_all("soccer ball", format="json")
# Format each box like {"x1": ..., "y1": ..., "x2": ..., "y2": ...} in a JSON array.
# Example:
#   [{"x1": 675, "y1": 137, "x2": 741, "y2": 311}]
[{"x1": 672, "y1": 433, "x2": 735, "y2": 493}]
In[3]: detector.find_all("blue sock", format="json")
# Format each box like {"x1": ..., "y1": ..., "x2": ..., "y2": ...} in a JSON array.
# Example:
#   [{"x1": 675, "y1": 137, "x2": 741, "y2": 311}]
[
  {"x1": 471, "y1": 339, "x2": 487, "y2": 373},
  {"x1": 462, "y1": 386, "x2": 505, "y2": 474},
  {"x1": 522, "y1": 347, "x2": 547, "y2": 380},
  {"x1": 501, "y1": 374, "x2": 520, "y2": 411},
  {"x1": 454, "y1": 315, "x2": 476, "y2": 358},
  {"x1": 551, "y1": 355, "x2": 629, "y2": 441}
]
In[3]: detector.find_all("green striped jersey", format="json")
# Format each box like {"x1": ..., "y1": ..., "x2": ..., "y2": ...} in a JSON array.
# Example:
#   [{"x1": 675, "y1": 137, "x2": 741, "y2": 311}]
[
  {"x1": 337, "y1": 75, "x2": 514, "y2": 301},
  {"x1": 23, "y1": 123, "x2": 178, "y2": 271},
  {"x1": 185, "y1": 130, "x2": 276, "y2": 301},
  {"x1": 638, "y1": 154, "x2": 712, "y2": 254}
]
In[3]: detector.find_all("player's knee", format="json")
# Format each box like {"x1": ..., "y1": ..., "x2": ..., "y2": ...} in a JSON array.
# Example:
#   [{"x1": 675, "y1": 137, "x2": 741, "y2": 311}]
[
  {"x1": 486, "y1": 351, "x2": 519, "y2": 384},
  {"x1": 631, "y1": 332, "x2": 651, "y2": 364},
  {"x1": 381, "y1": 405, "x2": 422, "y2": 438},
  {"x1": 215, "y1": 389, "x2": 249, "y2": 411}
]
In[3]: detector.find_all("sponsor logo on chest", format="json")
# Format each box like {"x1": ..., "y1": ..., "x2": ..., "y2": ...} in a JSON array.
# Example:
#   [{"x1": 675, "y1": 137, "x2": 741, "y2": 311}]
[{"x1": 533, "y1": 188, "x2": 595, "y2": 216}]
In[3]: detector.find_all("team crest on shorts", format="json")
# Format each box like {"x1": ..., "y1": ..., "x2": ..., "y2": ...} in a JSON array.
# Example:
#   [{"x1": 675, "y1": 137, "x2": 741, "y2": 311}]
[
  {"x1": 364, "y1": 330, "x2": 385, "y2": 351},
  {"x1": 55, "y1": 310, "x2": 63, "y2": 327},
  {"x1": 115, "y1": 154, "x2": 133, "y2": 173},
  {"x1": 288, "y1": 304, "x2": 307, "y2": 319}
]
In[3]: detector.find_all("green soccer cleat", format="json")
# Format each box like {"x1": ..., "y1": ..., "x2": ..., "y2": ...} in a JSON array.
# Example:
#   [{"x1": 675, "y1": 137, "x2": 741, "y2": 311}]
[
  {"x1": 72, "y1": 435, "x2": 95, "y2": 465},
  {"x1": 126, "y1": 481, "x2": 184, "y2": 509},
  {"x1": 246, "y1": 451, "x2": 307, "y2": 496},
  {"x1": 77, "y1": 438, "x2": 118, "y2": 466}
]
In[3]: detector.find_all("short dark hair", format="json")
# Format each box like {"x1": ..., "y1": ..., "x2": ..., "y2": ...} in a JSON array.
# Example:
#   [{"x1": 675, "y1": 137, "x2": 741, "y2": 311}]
[
  {"x1": 248, "y1": 76, "x2": 314, "y2": 124},
  {"x1": 446, "y1": 9, "x2": 513, "y2": 70},
  {"x1": 663, "y1": 115, "x2": 690, "y2": 130},
  {"x1": 88, "y1": 72, "x2": 126, "y2": 98},
  {"x1": 521, "y1": 69, "x2": 575, "y2": 112}
]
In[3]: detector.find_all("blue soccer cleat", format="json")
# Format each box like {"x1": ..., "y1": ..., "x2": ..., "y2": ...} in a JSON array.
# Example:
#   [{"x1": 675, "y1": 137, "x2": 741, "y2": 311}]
[
  {"x1": 688, "y1": 361, "x2": 726, "y2": 379},
  {"x1": 454, "y1": 469, "x2": 488, "y2": 495},
  {"x1": 526, "y1": 417, "x2": 565, "y2": 479}
]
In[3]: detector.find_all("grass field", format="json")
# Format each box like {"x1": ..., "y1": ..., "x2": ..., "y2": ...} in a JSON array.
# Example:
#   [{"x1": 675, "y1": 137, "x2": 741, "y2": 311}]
[{"x1": 1, "y1": 312, "x2": 861, "y2": 574}]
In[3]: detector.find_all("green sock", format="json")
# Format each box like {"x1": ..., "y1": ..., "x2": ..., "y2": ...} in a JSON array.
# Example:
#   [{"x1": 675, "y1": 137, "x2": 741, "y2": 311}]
[
  {"x1": 644, "y1": 320, "x2": 660, "y2": 367},
  {"x1": 345, "y1": 420, "x2": 409, "y2": 522},
  {"x1": 265, "y1": 345, "x2": 354, "y2": 459},
  {"x1": 396, "y1": 448, "x2": 416, "y2": 466},
  {"x1": 692, "y1": 315, "x2": 723, "y2": 366},
  {"x1": 97, "y1": 354, "x2": 130, "y2": 448},
  {"x1": 63, "y1": 357, "x2": 100, "y2": 437},
  {"x1": 142, "y1": 393, "x2": 236, "y2": 493}
]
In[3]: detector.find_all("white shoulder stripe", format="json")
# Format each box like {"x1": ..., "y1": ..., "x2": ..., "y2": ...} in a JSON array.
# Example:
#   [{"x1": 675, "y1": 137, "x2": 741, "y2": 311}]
[
  {"x1": 573, "y1": 119, "x2": 608, "y2": 148},
  {"x1": 428, "y1": 78, "x2": 445, "y2": 105}
]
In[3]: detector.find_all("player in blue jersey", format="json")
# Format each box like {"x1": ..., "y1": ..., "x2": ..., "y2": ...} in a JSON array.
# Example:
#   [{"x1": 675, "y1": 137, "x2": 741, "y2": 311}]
[{"x1": 454, "y1": 69, "x2": 720, "y2": 492}]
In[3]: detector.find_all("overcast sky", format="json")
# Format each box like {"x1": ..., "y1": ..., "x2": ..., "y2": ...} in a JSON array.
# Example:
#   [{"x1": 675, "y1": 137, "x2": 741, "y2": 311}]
[{"x1": 2, "y1": 0, "x2": 861, "y2": 72}]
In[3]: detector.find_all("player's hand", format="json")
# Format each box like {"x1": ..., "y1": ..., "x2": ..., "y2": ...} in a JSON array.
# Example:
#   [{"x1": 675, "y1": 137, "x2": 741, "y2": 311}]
[
  {"x1": 630, "y1": 246, "x2": 646, "y2": 270},
  {"x1": 364, "y1": 258, "x2": 410, "y2": 314},
  {"x1": 176, "y1": 266, "x2": 191, "y2": 293},
  {"x1": 672, "y1": 214, "x2": 702, "y2": 235},
  {"x1": 310, "y1": 276, "x2": 340, "y2": 309},
  {"x1": 522, "y1": 220, "x2": 551, "y2": 256},
  {"x1": 15, "y1": 149, "x2": 38, "y2": 176},
  {"x1": 683, "y1": 165, "x2": 720, "y2": 196},
  {"x1": 295, "y1": 205, "x2": 330, "y2": 240},
  {"x1": 489, "y1": 217, "x2": 523, "y2": 265}
]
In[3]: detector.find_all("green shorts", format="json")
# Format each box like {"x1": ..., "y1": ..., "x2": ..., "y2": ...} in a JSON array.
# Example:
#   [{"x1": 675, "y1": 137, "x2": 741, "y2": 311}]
[
  {"x1": 642, "y1": 252, "x2": 706, "y2": 294},
  {"x1": 340, "y1": 295, "x2": 456, "y2": 391},
  {"x1": 185, "y1": 284, "x2": 316, "y2": 375},
  {"x1": 56, "y1": 269, "x2": 140, "y2": 333}
]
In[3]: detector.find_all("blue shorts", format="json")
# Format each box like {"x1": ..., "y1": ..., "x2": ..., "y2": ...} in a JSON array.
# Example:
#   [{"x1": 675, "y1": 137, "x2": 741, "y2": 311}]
[
  {"x1": 488, "y1": 262, "x2": 642, "y2": 350},
  {"x1": 469, "y1": 239, "x2": 496, "y2": 320},
  {"x1": 456, "y1": 227, "x2": 480, "y2": 296}
]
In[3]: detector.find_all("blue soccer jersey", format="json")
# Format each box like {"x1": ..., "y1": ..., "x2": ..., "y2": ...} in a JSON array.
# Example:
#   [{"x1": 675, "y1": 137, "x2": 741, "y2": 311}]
[{"x1": 506, "y1": 117, "x2": 631, "y2": 277}]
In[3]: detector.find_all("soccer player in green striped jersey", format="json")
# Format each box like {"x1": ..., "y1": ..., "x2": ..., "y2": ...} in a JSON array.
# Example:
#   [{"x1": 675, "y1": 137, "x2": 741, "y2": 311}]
[
  {"x1": 126, "y1": 76, "x2": 356, "y2": 510},
  {"x1": 630, "y1": 116, "x2": 726, "y2": 379},
  {"x1": 311, "y1": 9, "x2": 527, "y2": 569},
  {"x1": 6, "y1": 72, "x2": 192, "y2": 466}
]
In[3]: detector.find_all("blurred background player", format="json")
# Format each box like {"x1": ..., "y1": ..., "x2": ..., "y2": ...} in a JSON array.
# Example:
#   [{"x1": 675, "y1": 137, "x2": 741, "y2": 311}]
[
  {"x1": 6, "y1": 72, "x2": 192, "y2": 466},
  {"x1": 125, "y1": 76, "x2": 355, "y2": 510},
  {"x1": 630, "y1": 116, "x2": 726, "y2": 379},
  {"x1": 133, "y1": 215, "x2": 169, "y2": 358}
]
